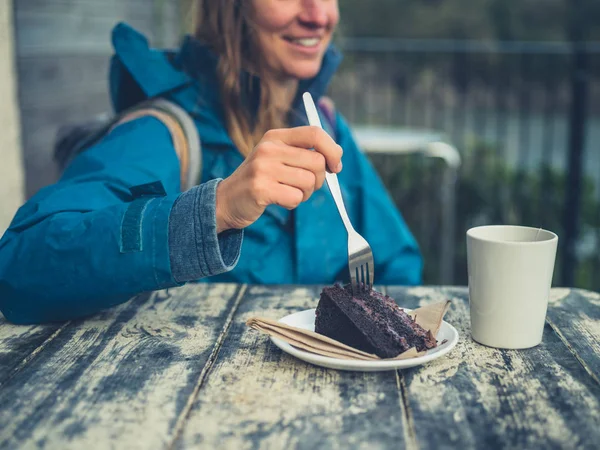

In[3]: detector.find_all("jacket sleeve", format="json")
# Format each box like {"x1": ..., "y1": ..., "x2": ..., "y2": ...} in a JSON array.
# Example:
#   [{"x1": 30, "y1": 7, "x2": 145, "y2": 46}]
[
  {"x1": 0, "y1": 117, "x2": 242, "y2": 324},
  {"x1": 335, "y1": 114, "x2": 423, "y2": 285}
]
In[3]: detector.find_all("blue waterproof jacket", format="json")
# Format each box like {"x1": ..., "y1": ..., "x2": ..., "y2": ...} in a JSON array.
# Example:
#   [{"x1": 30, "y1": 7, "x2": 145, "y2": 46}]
[{"x1": 0, "y1": 23, "x2": 422, "y2": 324}]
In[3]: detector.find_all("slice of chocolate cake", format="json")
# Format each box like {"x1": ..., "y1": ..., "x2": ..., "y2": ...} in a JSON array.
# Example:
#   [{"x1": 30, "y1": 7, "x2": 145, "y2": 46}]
[{"x1": 315, "y1": 284, "x2": 437, "y2": 359}]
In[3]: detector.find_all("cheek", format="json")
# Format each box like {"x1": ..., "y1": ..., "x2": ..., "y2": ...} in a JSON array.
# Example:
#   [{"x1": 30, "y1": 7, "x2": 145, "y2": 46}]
[
  {"x1": 251, "y1": 4, "x2": 296, "y2": 55},
  {"x1": 328, "y1": 3, "x2": 340, "y2": 29},
  {"x1": 252, "y1": 2, "x2": 296, "y2": 32}
]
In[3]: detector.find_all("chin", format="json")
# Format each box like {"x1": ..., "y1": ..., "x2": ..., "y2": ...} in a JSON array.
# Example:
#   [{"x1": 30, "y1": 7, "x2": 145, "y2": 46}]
[{"x1": 286, "y1": 62, "x2": 324, "y2": 81}]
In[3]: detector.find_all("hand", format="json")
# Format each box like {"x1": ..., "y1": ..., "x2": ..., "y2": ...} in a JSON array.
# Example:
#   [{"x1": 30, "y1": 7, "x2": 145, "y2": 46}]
[{"x1": 215, "y1": 126, "x2": 343, "y2": 233}]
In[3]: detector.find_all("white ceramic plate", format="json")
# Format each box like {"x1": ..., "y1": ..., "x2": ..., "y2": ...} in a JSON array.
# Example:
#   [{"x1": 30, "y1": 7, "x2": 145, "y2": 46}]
[{"x1": 270, "y1": 308, "x2": 459, "y2": 372}]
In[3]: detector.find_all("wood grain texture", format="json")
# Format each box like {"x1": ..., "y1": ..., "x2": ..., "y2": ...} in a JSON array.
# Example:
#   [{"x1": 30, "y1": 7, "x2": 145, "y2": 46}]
[
  {"x1": 387, "y1": 286, "x2": 600, "y2": 450},
  {"x1": 547, "y1": 288, "x2": 600, "y2": 385},
  {"x1": 176, "y1": 285, "x2": 410, "y2": 450},
  {"x1": 1, "y1": 284, "x2": 599, "y2": 450},
  {"x1": 0, "y1": 318, "x2": 66, "y2": 386},
  {"x1": 15, "y1": 0, "x2": 179, "y2": 56},
  {"x1": 0, "y1": 0, "x2": 24, "y2": 232},
  {"x1": 0, "y1": 284, "x2": 242, "y2": 450},
  {"x1": 13, "y1": 0, "x2": 182, "y2": 196}
]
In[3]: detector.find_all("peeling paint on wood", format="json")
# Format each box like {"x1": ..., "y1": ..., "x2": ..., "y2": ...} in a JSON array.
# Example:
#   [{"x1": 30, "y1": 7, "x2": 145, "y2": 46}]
[
  {"x1": 0, "y1": 284, "x2": 242, "y2": 450},
  {"x1": 175, "y1": 285, "x2": 408, "y2": 450},
  {"x1": 388, "y1": 286, "x2": 600, "y2": 450},
  {"x1": 0, "y1": 318, "x2": 66, "y2": 385},
  {"x1": 547, "y1": 288, "x2": 600, "y2": 384},
  {"x1": 1, "y1": 284, "x2": 599, "y2": 450}
]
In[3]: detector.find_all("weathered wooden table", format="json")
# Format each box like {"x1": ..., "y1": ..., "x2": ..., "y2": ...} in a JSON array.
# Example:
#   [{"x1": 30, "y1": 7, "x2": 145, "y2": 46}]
[{"x1": 1, "y1": 284, "x2": 599, "y2": 449}]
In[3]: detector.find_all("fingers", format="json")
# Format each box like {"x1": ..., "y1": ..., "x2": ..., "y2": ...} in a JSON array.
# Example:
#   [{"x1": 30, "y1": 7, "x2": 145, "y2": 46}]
[
  {"x1": 276, "y1": 146, "x2": 326, "y2": 189},
  {"x1": 261, "y1": 127, "x2": 343, "y2": 173},
  {"x1": 271, "y1": 184, "x2": 304, "y2": 210},
  {"x1": 252, "y1": 141, "x2": 327, "y2": 190},
  {"x1": 246, "y1": 126, "x2": 342, "y2": 211},
  {"x1": 275, "y1": 166, "x2": 319, "y2": 201}
]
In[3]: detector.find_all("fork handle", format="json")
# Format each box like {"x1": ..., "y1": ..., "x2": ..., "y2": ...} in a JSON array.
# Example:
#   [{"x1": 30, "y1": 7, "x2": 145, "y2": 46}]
[
  {"x1": 302, "y1": 92, "x2": 355, "y2": 235},
  {"x1": 325, "y1": 172, "x2": 355, "y2": 234}
]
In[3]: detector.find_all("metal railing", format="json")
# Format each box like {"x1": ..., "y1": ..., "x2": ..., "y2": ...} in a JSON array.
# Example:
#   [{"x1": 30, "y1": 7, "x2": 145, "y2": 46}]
[
  {"x1": 329, "y1": 38, "x2": 600, "y2": 289},
  {"x1": 353, "y1": 127, "x2": 460, "y2": 285}
]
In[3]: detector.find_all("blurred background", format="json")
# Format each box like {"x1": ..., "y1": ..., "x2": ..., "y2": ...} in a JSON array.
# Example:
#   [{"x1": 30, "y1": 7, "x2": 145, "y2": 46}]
[{"x1": 0, "y1": 0, "x2": 599, "y2": 289}]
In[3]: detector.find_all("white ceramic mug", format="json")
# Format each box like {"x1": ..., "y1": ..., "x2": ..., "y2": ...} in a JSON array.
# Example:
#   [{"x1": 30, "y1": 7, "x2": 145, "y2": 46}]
[{"x1": 466, "y1": 225, "x2": 558, "y2": 349}]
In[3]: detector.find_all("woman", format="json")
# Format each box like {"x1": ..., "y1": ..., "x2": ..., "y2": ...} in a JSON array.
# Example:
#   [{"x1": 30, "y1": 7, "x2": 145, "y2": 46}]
[{"x1": 0, "y1": 0, "x2": 421, "y2": 324}]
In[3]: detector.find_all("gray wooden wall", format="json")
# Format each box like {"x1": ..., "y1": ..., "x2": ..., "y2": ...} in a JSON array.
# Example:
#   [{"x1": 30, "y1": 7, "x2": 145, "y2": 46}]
[
  {"x1": 0, "y1": 0, "x2": 23, "y2": 231},
  {"x1": 14, "y1": 0, "x2": 187, "y2": 197}
]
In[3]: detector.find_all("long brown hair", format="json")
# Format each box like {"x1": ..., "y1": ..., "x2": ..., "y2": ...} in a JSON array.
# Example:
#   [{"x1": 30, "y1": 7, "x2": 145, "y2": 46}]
[{"x1": 193, "y1": 0, "x2": 287, "y2": 156}]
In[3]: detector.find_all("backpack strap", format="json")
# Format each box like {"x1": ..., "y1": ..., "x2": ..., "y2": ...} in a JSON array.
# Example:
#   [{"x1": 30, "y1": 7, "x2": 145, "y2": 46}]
[
  {"x1": 318, "y1": 96, "x2": 338, "y2": 140},
  {"x1": 55, "y1": 98, "x2": 202, "y2": 191},
  {"x1": 111, "y1": 98, "x2": 202, "y2": 190}
]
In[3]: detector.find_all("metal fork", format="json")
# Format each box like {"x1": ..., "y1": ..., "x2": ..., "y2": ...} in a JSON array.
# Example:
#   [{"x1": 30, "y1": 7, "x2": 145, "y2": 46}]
[{"x1": 302, "y1": 92, "x2": 375, "y2": 293}]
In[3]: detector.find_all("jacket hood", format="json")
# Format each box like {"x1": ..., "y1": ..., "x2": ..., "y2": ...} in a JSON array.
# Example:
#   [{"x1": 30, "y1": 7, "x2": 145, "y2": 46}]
[{"x1": 109, "y1": 22, "x2": 343, "y2": 118}]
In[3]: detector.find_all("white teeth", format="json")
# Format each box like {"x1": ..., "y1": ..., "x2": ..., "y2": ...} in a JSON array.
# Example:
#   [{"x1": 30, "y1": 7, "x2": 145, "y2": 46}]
[{"x1": 292, "y1": 38, "x2": 320, "y2": 47}]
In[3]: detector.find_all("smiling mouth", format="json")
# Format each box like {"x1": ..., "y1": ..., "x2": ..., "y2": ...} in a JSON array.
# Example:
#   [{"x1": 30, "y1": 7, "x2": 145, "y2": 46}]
[{"x1": 284, "y1": 37, "x2": 321, "y2": 48}]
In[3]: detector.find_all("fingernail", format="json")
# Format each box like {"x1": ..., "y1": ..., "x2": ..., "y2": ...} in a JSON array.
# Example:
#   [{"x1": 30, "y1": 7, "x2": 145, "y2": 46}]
[{"x1": 335, "y1": 161, "x2": 343, "y2": 172}]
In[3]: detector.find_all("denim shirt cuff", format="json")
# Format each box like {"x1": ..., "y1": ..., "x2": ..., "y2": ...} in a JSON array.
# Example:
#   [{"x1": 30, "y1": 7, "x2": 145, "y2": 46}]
[{"x1": 168, "y1": 179, "x2": 243, "y2": 283}]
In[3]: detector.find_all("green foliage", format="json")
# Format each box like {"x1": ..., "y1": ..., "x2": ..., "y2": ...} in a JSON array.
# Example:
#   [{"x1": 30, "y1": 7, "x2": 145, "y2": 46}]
[{"x1": 369, "y1": 139, "x2": 600, "y2": 289}]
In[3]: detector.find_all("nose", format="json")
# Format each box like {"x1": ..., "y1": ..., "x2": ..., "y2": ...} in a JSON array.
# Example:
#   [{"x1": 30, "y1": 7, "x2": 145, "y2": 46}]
[{"x1": 298, "y1": 0, "x2": 329, "y2": 28}]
